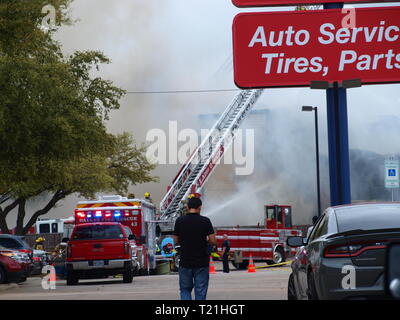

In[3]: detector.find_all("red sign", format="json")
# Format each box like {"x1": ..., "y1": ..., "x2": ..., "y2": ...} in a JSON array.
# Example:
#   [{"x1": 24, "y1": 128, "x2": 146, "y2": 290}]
[
  {"x1": 232, "y1": 0, "x2": 398, "y2": 7},
  {"x1": 233, "y1": 7, "x2": 400, "y2": 88}
]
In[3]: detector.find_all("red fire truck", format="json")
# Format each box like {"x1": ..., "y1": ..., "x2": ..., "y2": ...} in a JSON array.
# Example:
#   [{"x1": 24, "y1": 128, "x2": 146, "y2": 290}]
[
  {"x1": 215, "y1": 204, "x2": 301, "y2": 269},
  {"x1": 73, "y1": 195, "x2": 158, "y2": 275}
]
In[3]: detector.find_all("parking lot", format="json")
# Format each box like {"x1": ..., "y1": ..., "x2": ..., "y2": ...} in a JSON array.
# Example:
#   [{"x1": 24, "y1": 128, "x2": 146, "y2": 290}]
[{"x1": 0, "y1": 262, "x2": 290, "y2": 300}]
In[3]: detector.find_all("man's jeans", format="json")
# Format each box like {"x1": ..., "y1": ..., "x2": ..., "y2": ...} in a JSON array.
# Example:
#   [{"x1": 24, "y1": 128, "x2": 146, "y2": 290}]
[{"x1": 179, "y1": 266, "x2": 209, "y2": 300}]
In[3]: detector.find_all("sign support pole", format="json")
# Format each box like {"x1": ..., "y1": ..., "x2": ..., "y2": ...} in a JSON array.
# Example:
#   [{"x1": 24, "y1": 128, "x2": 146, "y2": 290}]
[{"x1": 323, "y1": 3, "x2": 351, "y2": 206}]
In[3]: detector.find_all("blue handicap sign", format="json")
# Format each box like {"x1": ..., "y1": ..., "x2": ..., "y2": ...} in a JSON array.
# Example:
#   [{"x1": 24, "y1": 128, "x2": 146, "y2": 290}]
[{"x1": 388, "y1": 169, "x2": 396, "y2": 177}]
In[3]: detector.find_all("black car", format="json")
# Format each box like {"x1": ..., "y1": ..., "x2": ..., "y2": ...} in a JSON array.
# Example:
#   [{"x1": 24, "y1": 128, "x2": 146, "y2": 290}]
[{"x1": 287, "y1": 203, "x2": 400, "y2": 300}]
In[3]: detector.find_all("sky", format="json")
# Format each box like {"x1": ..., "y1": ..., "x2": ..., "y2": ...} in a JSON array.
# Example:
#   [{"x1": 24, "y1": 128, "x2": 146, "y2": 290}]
[{"x1": 6, "y1": 0, "x2": 400, "y2": 228}]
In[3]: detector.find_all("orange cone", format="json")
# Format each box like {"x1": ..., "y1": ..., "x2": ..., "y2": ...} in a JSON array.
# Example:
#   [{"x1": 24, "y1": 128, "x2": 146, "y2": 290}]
[
  {"x1": 247, "y1": 255, "x2": 256, "y2": 273},
  {"x1": 50, "y1": 264, "x2": 57, "y2": 282},
  {"x1": 209, "y1": 256, "x2": 216, "y2": 274}
]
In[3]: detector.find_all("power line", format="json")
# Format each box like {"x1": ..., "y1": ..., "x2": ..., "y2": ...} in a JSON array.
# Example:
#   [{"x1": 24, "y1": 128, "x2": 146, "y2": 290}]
[{"x1": 125, "y1": 88, "x2": 239, "y2": 94}]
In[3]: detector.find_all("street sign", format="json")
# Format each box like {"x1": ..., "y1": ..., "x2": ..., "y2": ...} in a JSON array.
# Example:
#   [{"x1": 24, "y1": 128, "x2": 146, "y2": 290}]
[
  {"x1": 232, "y1": 0, "x2": 399, "y2": 7},
  {"x1": 233, "y1": 7, "x2": 400, "y2": 88},
  {"x1": 385, "y1": 160, "x2": 399, "y2": 189}
]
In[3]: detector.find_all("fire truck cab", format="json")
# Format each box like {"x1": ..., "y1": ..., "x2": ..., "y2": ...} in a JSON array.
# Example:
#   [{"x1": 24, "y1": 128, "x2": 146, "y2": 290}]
[
  {"x1": 73, "y1": 195, "x2": 157, "y2": 275},
  {"x1": 215, "y1": 204, "x2": 300, "y2": 269},
  {"x1": 265, "y1": 205, "x2": 292, "y2": 229}
]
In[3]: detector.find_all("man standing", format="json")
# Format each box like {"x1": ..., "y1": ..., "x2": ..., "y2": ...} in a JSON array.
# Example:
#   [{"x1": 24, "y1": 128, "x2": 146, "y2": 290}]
[
  {"x1": 221, "y1": 234, "x2": 230, "y2": 273},
  {"x1": 173, "y1": 197, "x2": 217, "y2": 300}
]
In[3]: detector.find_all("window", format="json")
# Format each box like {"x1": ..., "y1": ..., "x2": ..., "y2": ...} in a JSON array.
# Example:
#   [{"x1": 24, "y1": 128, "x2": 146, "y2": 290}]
[
  {"x1": 51, "y1": 223, "x2": 58, "y2": 233},
  {"x1": 284, "y1": 207, "x2": 292, "y2": 228},
  {"x1": 39, "y1": 224, "x2": 50, "y2": 234},
  {"x1": 309, "y1": 214, "x2": 329, "y2": 241},
  {"x1": 123, "y1": 226, "x2": 132, "y2": 237},
  {"x1": 0, "y1": 238, "x2": 23, "y2": 249},
  {"x1": 72, "y1": 225, "x2": 124, "y2": 240},
  {"x1": 266, "y1": 207, "x2": 276, "y2": 220}
]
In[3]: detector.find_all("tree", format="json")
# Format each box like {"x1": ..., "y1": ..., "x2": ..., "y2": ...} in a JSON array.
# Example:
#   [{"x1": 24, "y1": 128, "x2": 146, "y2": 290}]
[{"x1": 0, "y1": 0, "x2": 157, "y2": 234}]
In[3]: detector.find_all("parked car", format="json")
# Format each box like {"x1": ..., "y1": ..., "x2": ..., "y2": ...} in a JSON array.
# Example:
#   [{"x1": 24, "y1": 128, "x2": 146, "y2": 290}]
[
  {"x1": 287, "y1": 203, "x2": 400, "y2": 300},
  {"x1": 0, "y1": 245, "x2": 31, "y2": 284},
  {"x1": 0, "y1": 234, "x2": 34, "y2": 275},
  {"x1": 0, "y1": 234, "x2": 33, "y2": 257},
  {"x1": 66, "y1": 222, "x2": 138, "y2": 285}
]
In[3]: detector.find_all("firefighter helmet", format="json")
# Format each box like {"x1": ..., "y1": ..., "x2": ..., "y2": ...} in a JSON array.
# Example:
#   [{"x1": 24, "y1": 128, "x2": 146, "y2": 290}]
[
  {"x1": 144, "y1": 192, "x2": 150, "y2": 198},
  {"x1": 36, "y1": 237, "x2": 45, "y2": 243}
]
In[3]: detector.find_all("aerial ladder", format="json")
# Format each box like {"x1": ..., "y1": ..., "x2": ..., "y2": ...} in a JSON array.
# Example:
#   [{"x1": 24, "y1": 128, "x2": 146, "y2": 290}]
[{"x1": 158, "y1": 89, "x2": 263, "y2": 232}]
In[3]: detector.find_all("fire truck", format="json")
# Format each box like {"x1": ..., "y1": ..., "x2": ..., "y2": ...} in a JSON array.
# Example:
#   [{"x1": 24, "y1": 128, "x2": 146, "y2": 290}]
[
  {"x1": 215, "y1": 205, "x2": 301, "y2": 269},
  {"x1": 73, "y1": 195, "x2": 158, "y2": 275},
  {"x1": 157, "y1": 89, "x2": 302, "y2": 269}
]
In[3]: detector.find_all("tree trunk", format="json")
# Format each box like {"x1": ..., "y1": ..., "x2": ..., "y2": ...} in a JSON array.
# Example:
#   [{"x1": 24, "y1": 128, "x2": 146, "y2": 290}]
[
  {"x1": 22, "y1": 190, "x2": 68, "y2": 235},
  {"x1": 0, "y1": 198, "x2": 24, "y2": 234},
  {"x1": 0, "y1": 210, "x2": 10, "y2": 234},
  {"x1": 14, "y1": 199, "x2": 27, "y2": 235}
]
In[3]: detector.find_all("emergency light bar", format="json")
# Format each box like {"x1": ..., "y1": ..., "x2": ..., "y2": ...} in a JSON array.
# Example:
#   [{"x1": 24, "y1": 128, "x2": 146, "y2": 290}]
[
  {"x1": 75, "y1": 209, "x2": 133, "y2": 219},
  {"x1": 114, "y1": 211, "x2": 121, "y2": 218},
  {"x1": 77, "y1": 212, "x2": 85, "y2": 218}
]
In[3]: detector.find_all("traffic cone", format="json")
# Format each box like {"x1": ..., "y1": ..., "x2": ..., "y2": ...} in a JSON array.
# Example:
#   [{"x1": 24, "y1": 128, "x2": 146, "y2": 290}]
[
  {"x1": 247, "y1": 255, "x2": 256, "y2": 273},
  {"x1": 209, "y1": 256, "x2": 216, "y2": 274}
]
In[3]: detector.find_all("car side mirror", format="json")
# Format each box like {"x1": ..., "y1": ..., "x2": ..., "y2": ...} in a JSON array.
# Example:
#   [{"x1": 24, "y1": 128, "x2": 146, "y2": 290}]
[
  {"x1": 385, "y1": 242, "x2": 400, "y2": 299},
  {"x1": 287, "y1": 236, "x2": 305, "y2": 247}
]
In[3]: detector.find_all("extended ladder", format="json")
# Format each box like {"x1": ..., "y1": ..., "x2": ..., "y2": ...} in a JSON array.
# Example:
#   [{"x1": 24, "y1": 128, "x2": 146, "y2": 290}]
[{"x1": 159, "y1": 89, "x2": 263, "y2": 223}]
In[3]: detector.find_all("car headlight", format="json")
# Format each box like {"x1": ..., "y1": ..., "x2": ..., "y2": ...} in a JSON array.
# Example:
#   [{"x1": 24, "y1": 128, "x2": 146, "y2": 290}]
[{"x1": 1, "y1": 252, "x2": 25, "y2": 263}]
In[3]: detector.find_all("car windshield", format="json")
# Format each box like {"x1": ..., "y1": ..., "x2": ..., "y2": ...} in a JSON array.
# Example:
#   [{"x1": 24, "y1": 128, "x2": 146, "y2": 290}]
[
  {"x1": 72, "y1": 225, "x2": 124, "y2": 240},
  {"x1": 335, "y1": 205, "x2": 400, "y2": 233},
  {"x1": 0, "y1": 237, "x2": 24, "y2": 249}
]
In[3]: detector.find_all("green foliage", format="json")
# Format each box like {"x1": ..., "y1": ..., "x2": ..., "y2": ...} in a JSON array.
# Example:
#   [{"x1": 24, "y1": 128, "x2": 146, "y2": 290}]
[{"x1": 0, "y1": 0, "x2": 157, "y2": 234}]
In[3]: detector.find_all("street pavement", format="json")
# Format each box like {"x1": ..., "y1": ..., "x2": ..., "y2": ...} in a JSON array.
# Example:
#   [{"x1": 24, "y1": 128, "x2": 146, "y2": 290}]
[{"x1": 0, "y1": 262, "x2": 291, "y2": 300}]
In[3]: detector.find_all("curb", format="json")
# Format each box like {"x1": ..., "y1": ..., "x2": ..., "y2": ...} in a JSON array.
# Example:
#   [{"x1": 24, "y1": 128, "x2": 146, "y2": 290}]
[{"x1": 0, "y1": 283, "x2": 19, "y2": 292}]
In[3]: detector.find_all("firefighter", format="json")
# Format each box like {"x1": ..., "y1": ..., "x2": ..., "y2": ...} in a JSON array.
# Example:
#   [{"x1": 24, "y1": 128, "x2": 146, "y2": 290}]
[
  {"x1": 144, "y1": 192, "x2": 153, "y2": 203},
  {"x1": 221, "y1": 234, "x2": 230, "y2": 273},
  {"x1": 34, "y1": 237, "x2": 45, "y2": 251}
]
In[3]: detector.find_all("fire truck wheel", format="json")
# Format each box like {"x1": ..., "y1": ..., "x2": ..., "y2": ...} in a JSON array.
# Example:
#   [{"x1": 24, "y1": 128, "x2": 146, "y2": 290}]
[
  {"x1": 66, "y1": 271, "x2": 78, "y2": 286},
  {"x1": 123, "y1": 266, "x2": 133, "y2": 283},
  {"x1": 267, "y1": 247, "x2": 285, "y2": 265},
  {"x1": 231, "y1": 261, "x2": 249, "y2": 270}
]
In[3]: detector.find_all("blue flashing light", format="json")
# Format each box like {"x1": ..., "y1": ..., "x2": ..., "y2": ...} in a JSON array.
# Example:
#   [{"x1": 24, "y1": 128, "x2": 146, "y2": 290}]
[{"x1": 114, "y1": 210, "x2": 121, "y2": 218}]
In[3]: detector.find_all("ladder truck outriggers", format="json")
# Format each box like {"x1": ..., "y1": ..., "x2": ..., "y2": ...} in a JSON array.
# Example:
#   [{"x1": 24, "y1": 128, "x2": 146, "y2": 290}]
[{"x1": 158, "y1": 89, "x2": 301, "y2": 269}]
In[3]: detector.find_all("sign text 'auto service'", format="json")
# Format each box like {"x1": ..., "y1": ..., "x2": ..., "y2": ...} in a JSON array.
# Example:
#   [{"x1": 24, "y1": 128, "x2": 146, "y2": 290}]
[
  {"x1": 233, "y1": 7, "x2": 400, "y2": 88},
  {"x1": 232, "y1": 0, "x2": 398, "y2": 7}
]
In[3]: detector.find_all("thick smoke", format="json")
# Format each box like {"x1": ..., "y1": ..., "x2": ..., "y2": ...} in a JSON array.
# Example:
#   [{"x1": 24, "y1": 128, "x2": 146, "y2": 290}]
[{"x1": 7, "y1": 1, "x2": 400, "y2": 228}]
